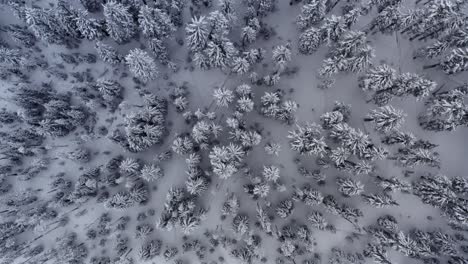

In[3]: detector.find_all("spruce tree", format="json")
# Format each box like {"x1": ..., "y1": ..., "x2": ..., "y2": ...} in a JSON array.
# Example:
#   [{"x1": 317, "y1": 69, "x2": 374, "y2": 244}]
[
  {"x1": 138, "y1": 6, "x2": 176, "y2": 39},
  {"x1": 103, "y1": 1, "x2": 136, "y2": 43},
  {"x1": 125, "y1": 48, "x2": 158, "y2": 82},
  {"x1": 185, "y1": 16, "x2": 209, "y2": 52},
  {"x1": 364, "y1": 105, "x2": 406, "y2": 132},
  {"x1": 95, "y1": 41, "x2": 123, "y2": 65}
]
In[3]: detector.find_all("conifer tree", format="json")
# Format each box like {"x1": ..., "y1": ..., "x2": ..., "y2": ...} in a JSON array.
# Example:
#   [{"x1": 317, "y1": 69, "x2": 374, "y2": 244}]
[
  {"x1": 298, "y1": 27, "x2": 322, "y2": 55},
  {"x1": 95, "y1": 41, "x2": 123, "y2": 65},
  {"x1": 138, "y1": 6, "x2": 176, "y2": 39},
  {"x1": 419, "y1": 85, "x2": 468, "y2": 131},
  {"x1": 185, "y1": 16, "x2": 209, "y2": 52},
  {"x1": 296, "y1": 1, "x2": 327, "y2": 30},
  {"x1": 364, "y1": 105, "x2": 406, "y2": 132},
  {"x1": 125, "y1": 48, "x2": 158, "y2": 82},
  {"x1": 75, "y1": 10, "x2": 106, "y2": 40},
  {"x1": 24, "y1": 6, "x2": 66, "y2": 44},
  {"x1": 337, "y1": 177, "x2": 364, "y2": 196},
  {"x1": 288, "y1": 123, "x2": 328, "y2": 157},
  {"x1": 103, "y1": 1, "x2": 136, "y2": 43},
  {"x1": 362, "y1": 193, "x2": 398, "y2": 208},
  {"x1": 440, "y1": 48, "x2": 468, "y2": 75}
]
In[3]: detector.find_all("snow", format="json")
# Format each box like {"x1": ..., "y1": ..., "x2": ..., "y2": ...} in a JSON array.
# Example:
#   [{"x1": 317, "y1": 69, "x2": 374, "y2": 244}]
[{"x1": 0, "y1": 0, "x2": 467, "y2": 264}]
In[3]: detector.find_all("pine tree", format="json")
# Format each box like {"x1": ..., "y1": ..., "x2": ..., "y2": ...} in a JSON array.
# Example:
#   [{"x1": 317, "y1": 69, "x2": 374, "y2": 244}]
[
  {"x1": 75, "y1": 10, "x2": 105, "y2": 40},
  {"x1": 66, "y1": 147, "x2": 91, "y2": 163},
  {"x1": 292, "y1": 185, "x2": 324, "y2": 206},
  {"x1": 125, "y1": 48, "x2": 158, "y2": 82},
  {"x1": 296, "y1": 1, "x2": 326, "y2": 30},
  {"x1": 232, "y1": 214, "x2": 250, "y2": 235},
  {"x1": 172, "y1": 136, "x2": 194, "y2": 155},
  {"x1": 123, "y1": 95, "x2": 167, "y2": 152},
  {"x1": 320, "y1": 15, "x2": 346, "y2": 45},
  {"x1": 369, "y1": 5, "x2": 403, "y2": 34},
  {"x1": 272, "y1": 44, "x2": 292, "y2": 72},
  {"x1": 359, "y1": 64, "x2": 396, "y2": 92},
  {"x1": 140, "y1": 164, "x2": 163, "y2": 182},
  {"x1": 138, "y1": 6, "x2": 175, "y2": 39},
  {"x1": 213, "y1": 87, "x2": 234, "y2": 107},
  {"x1": 95, "y1": 79, "x2": 124, "y2": 111},
  {"x1": 307, "y1": 211, "x2": 328, "y2": 230},
  {"x1": 440, "y1": 48, "x2": 468, "y2": 75},
  {"x1": 103, "y1": 1, "x2": 136, "y2": 43},
  {"x1": 222, "y1": 193, "x2": 240, "y2": 216},
  {"x1": 209, "y1": 144, "x2": 245, "y2": 179},
  {"x1": 5, "y1": 24, "x2": 36, "y2": 47},
  {"x1": 276, "y1": 199, "x2": 294, "y2": 218},
  {"x1": 231, "y1": 57, "x2": 250, "y2": 75},
  {"x1": 185, "y1": 168, "x2": 209, "y2": 195},
  {"x1": 256, "y1": 203, "x2": 272, "y2": 233},
  {"x1": 419, "y1": 85, "x2": 468, "y2": 131},
  {"x1": 205, "y1": 38, "x2": 238, "y2": 69},
  {"x1": 364, "y1": 243, "x2": 392, "y2": 264},
  {"x1": 298, "y1": 27, "x2": 322, "y2": 55},
  {"x1": 120, "y1": 157, "x2": 140, "y2": 174},
  {"x1": 337, "y1": 177, "x2": 364, "y2": 196},
  {"x1": 24, "y1": 6, "x2": 66, "y2": 44},
  {"x1": 185, "y1": 16, "x2": 209, "y2": 52},
  {"x1": 262, "y1": 165, "x2": 280, "y2": 182},
  {"x1": 329, "y1": 147, "x2": 350, "y2": 166},
  {"x1": 362, "y1": 193, "x2": 398, "y2": 208},
  {"x1": 365, "y1": 105, "x2": 406, "y2": 132},
  {"x1": 105, "y1": 191, "x2": 135, "y2": 209},
  {"x1": 95, "y1": 41, "x2": 123, "y2": 65},
  {"x1": 147, "y1": 38, "x2": 170, "y2": 64},
  {"x1": 288, "y1": 123, "x2": 328, "y2": 157},
  {"x1": 55, "y1": 0, "x2": 82, "y2": 39},
  {"x1": 392, "y1": 147, "x2": 440, "y2": 168},
  {"x1": 139, "y1": 239, "x2": 162, "y2": 260}
]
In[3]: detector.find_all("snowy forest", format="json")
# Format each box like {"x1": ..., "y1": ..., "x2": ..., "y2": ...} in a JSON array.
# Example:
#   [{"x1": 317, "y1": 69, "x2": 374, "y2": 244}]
[{"x1": 0, "y1": 0, "x2": 467, "y2": 263}]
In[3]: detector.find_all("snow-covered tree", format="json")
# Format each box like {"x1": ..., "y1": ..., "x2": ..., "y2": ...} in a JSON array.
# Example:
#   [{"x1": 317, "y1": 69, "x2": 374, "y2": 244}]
[
  {"x1": 439, "y1": 48, "x2": 468, "y2": 75},
  {"x1": 121, "y1": 95, "x2": 167, "y2": 152},
  {"x1": 185, "y1": 16, "x2": 209, "y2": 52},
  {"x1": 256, "y1": 203, "x2": 272, "y2": 233},
  {"x1": 125, "y1": 49, "x2": 158, "y2": 82},
  {"x1": 276, "y1": 199, "x2": 294, "y2": 218},
  {"x1": 307, "y1": 211, "x2": 328, "y2": 230},
  {"x1": 75, "y1": 10, "x2": 105, "y2": 40},
  {"x1": 209, "y1": 144, "x2": 245, "y2": 179},
  {"x1": 172, "y1": 136, "x2": 194, "y2": 155},
  {"x1": 95, "y1": 41, "x2": 123, "y2": 65},
  {"x1": 337, "y1": 177, "x2": 364, "y2": 196},
  {"x1": 222, "y1": 193, "x2": 240, "y2": 216},
  {"x1": 103, "y1": 1, "x2": 136, "y2": 43},
  {"x1": 262, "y1": 165, "x2": 280, "y2": 182},
  {"x1": 213, "y1": 87, "x2": 234, "y2": 107},
  {"x1": 296, "y1": 1, "x2": 326, "y2": 30},
  {"x1": 362, "y1": 193, "x2": 398, "y2": 208},
  {"x1": 359, "y1": 64, "x2": 396, "y2": 92},
  {"x1": 231, "y1": 57, "x2": 250, "y2": 75},
  {"x1": 139, "y1": 239, "x2": 162, "y2": 260},
  {"x1": 288, "y1": 123, "x2": 328, "y2": 157},
  {"x1": 298, "y1": 27, "x2": 322, "y2": 55},
  {"x1": 419, "y1": 85, "x2": 468, "y2": 131},
  {"x1": 138, "y1": 6, "x2": 175, "y2": 39},
  {"x1": 272, "y1": 44, "x2": 292, "y2": 72},
  {"x1": 233, "y1": 214, "x2": 250, "y2": 235},
  {"x1": 140, "y1": 164, "x2": 163, "y2": 182},
  {"x1": 364, "y1": 105, "x2": 406, "y2": 132},
  {"x1": 105, "y1": 191, "x2": 135, "y2": 210}
]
